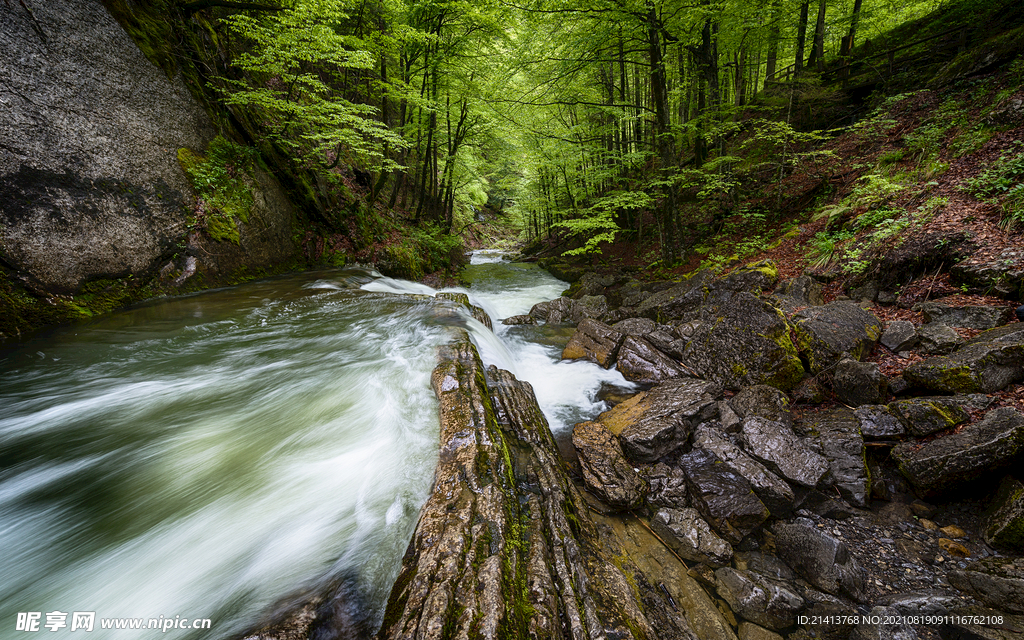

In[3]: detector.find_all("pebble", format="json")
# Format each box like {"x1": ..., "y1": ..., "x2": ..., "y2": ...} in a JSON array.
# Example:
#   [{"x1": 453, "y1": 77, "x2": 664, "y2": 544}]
[
  {"x1": 940, "y1": 525, "x2": 966, "y2": 538},
  {"x1": 920, "y1": 519, "x2": 938, "y2": 530}
]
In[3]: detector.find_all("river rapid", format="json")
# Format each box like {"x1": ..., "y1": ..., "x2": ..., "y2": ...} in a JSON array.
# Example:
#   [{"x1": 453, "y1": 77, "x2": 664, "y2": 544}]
[{"x1": 0, "y1": 252, "x2": 633, "y2": 638}]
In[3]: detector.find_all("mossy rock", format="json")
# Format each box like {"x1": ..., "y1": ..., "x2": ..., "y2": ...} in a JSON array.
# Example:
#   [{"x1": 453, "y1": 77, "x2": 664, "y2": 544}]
[{"x1": 791, "y1": 302, "x2": 882, "y2": 375}]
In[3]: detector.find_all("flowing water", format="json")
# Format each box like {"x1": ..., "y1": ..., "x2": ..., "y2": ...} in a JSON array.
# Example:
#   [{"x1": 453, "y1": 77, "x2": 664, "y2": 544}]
[{"x1": 0, "y1": 253, "x2": 632, "y2": 638}]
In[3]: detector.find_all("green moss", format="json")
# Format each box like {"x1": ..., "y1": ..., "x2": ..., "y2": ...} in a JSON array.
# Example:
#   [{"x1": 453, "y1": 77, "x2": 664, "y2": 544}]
[
  {"x1": 177, "y1": 137, "x2": 258, "y2": 245},
  {"x1": 934, "y1": 364, "x2": 980, "y2": 393}
]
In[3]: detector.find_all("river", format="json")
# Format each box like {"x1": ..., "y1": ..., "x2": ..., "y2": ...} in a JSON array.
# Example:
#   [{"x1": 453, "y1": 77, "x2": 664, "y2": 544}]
[{"x1": 0, "y1": 252, "x2": 632, "y2": 638}]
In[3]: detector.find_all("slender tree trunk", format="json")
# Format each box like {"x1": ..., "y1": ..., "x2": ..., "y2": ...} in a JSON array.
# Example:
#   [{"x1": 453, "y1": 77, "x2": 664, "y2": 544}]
[
  {"x1": 647, "y1": 2, "x2": 679, "y2": 263},
  {"x1": 765, "y1": 0, "x2": 781, "y2": 81},
  {"x1": 807, "y1": 0, "x2": 826, "y2": 70},
  {"x1": 795, "y1": 2, "x2": 809, "y2": 74},
  {"x1": 841, "y1": 0, "x2": 864, "y2": 57}
]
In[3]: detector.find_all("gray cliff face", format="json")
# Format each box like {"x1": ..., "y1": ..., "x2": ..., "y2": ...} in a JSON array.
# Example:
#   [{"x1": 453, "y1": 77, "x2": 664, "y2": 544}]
[{"x1": 0, "y1": 0, "x2": 294, "y2": 295}]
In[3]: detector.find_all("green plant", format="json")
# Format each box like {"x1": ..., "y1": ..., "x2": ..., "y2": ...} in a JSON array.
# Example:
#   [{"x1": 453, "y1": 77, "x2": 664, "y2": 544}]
[
  {"x1": 963, "y1": 142, "x2": 1024, "y2": 228},
  {"x1": 178, "y1": 136, "x2": 259, "y2": 244},
  {"x1": 807, "y1": 229, "x2": 855, "y2": 270}
]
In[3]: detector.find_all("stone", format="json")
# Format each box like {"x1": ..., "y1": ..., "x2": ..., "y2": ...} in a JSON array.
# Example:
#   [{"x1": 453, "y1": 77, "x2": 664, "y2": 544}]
[
  {"x1": 910, "y1": 500, "x2": 937, "y2": 518},
  {"x1": 714, "y1": 567, "x2": 804, "y2": 630},
  {"x1": 850, "y1": 282, "x2": 880, "y2": 303},
  {"x1": 889, "y1": 397, "x2": 970, "y2": 437},
  {"x1": 892, "y1": 407, "x2": 1024, "y2": 496},
  {"x1": 572, "y1": 421, "x2": 647, "y2": 510},
  {"x1": 939, "y1": 606, "x2": 1024, "y2": 640},
  {"x1": 802, "y1": 409, "x2": 870, "y2": 508},
  {"x1": 916, "y1": 322, "x2": 962, "y2": 355},
  {"x1": 881, "y1": 320, "x2": 919, "y2": 352},
  {"x1": 635, "y1": 270, "x2": 715, "y2": 323},
  {"x1": 600, "y1": 378, "x2": 721, "y2": 462},
  {"x1": 792, "y1": 377, "x2": 827, "y2": 404},
  {"x1": 501, "y1": 314, "x2": 535, "y2": 325},
  {"x1": 651, "y1": 507, "x2": 734, "y2": 567},
  {"x1": 693, "y1": 423, "x2": 796, "y2": 517},
  {"x1": 776, "y1": 274, "x2": 825, "y2": 306},
  {"x1": 730, "y1": 385, "x2": 794, "y2": 428},
  {"x1": 615, "y1": 335, "x2": 686, "y2": 384},
  {"x1": 1017, "y1": 305, "x2": 1024, "y2": 323},
  {"x1": 567, "y1": 295, "x2": 609, "y2": 324},
  {"x1": 740, "y1": 417, "x2": 830, "y2": 488},
  {"x1": 644, "y1": 328, "x2": 688, "y2": 360},
  {"x1": 877, "y1": 291, "x2": 899, "y2": 306},
  {"x1": 715, "y1": 260, "x2": 780, "y2": 293},
  {"x1": 791, "y1": 302, "x2": 882, "y2": 374},
  {"x1": 738, "y1": 622, "x2": 784, "y2": 640},
  {"x1": 921, "y1": 302, "x2": 1014, "y2": 329},
  {"x1": 877, "y1": 590, "x2": 960, "y2": 616},
  {"x1": 854, "y1": 405, "x2": 906, "y2": 440},
  {"x1": 645, "y1": 463, "x2": 690, "y2": 510},
  {"x1": 948, "y1": 558, "x2": 1024, "y2": 614},
  {"x1": 678, "y1": 449, "x2": 770, "y2": 544},
  {"x1": 561, "y1": 318, "x2": 625, "y2": 368},
  {"x1": 904, "y1": 324, "x2": 1024, "y2": 393},
  {"x1": 610, "y1": 317, "x2": 656, "y2": 336},
  {"x1": 568, "y1": 272, "x2": 619, "y2": 299},
  {"x1": 938, "y1": 538, "x2": 970, "y2": 558},
  {"x1": 436, "y1": 292, "x2": 492, "y2": 330},
  {"x1": 982, "y1": 475, "x2": 1024, "y2": 551},
  {"x1": 940, "y1": 525, "x2": 967, "y2": 538},
  {"x1": 529, "y1": 296, "x2": 571, "y2": 324},
  {"x1": 850, "y1": 605, "x2": 917, "y2": 640},
  {"x1": 719, "y1": 401, "x2": 744, "y2": 432},
  {"x1": 772, "y1": 519, "x2": 868, "y2": 602},
  {"x1": 681, "y1": 291, "x2": 806, "y2": 391},
  {"x1": 832, "y1": 359, "x2": 888, "y2": 406}
]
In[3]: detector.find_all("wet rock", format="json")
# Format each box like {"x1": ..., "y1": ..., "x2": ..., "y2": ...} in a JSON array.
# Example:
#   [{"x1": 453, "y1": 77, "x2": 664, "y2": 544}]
[
  {"x1": 776, "y1": 275, "x2": 825, "y2": 306},
  {"x1": 738, "y1": 621, "x2": 784, "y2": 640},
  {"x1": 529, "y1": 296, "x2": 571, "y2": 324},
  {"x1": 635, "y1": 270, "x2": 715, "y2": 323},
  {"x1": 604, "y1": 378, "x2": 721, "y2": 462},
  {"x1": 773, "y1": 519, "x2": 868, "y2": 602},
  {"x1": 644, "y1": 328, "x2": 688, "y2": 360},
  {"x1": 646, "y1": 463, "x2": 690, "y2": 510},
  {"x1": 561, "y1": 318, "x2": 625, "y2": 368},
  {"x1": 568, "y1": 295, "x2": 609, "y2": 324},
  {"x1": 651, "y1": 507, "x2": 734, "y2": 567},
  {"x1": 436, "y1": 292, "x2": 492, "y2": 330},
  {"x1": 941, "y1": 524, "x2": 967, "y2": 538},
  {"x1": 892, "y1": 407, "x2": 1024, "y2": 496},
  {"x1": 921, "y1": 302, "x2": 1014, "y2": 329},
  {"x1": 939, "y1": 606, "x2": 1024, "y2": 640},
  {"x1": 889, "y1": 397, "x2": 970, "y2": 437},
  {"x1": 572, "y1": 421, "x2": 647, "y2": 510},
  {"x1": 917, "y1": 322, "x2": 962, "y2": 355},
  {"x1": 854, "y1": 405, "x2": 906, "y2": 440},
  {"x1": 802, "y1": 408, "x2": 870, "y2": 508},
  {"x1": 741, "y1": 417, "x2": 830, "y2": 488},
  {"x1": 877, "y1": 291, "x2": 899, "y2": 306},
  {"x1": 798, "y1": 490, "x2": 858, "y2": 519},
  {"x1": 791, "y1": 301, "x2": 882, "y2": 374},
  {"x1": 678, "y1": 449, "x2": 770, "y2": 544},
  {"x1": 1018, "y1": 305, "x2": 1024, "y2": 322},
  {"x1": 850, "y1": 605, "x2": 917, "y2": 640},
  {"x1": 616, "y1": 335, "x2": 686, "y2": 384},
  {"x1": 982, "y1": 475, "x2": 1024, "y2": 551},
  {"x1": 948, "y1": 557, "x2": 1024, "y2": 613},
  {"x1": 877, "y1": 590, "x2": 960, "y2": 616},
  {"x1": 938, "y1": 538, "x2": 970, "y2": 558},
  {"x1": 881, "y1": 320, "x2": 919, "y2": 352},
  {"x1": 568, "y1": 272, "x2": 620, "y2": 299},
  {"x1": 792, "y1": 377, "x2": 828, "y2": 404},
  {"x1": 903, "y1": 324, "x2": 1024, "y2": 394},
  {"x1": 716, "y1": 260, "x2": 780, "y2": 293},
  {"x1": 715, "y1": 567, "x2": 805, "y2": 630},
  {"x1": 833, "y1": 359, "x2": 888, "y2": 406},
  {"x1": 611, "y1": 317, "x2": 657, "y2": 336},
  {"x1": 730, "y1": 385, "x2": 794, "y2": 428},
  {"x1": 719, "y1": 401, "x2": 744, "y2": 432},
  {"x1": 693, "y1": 423, "x2": 796, "y2": 517},
  {"x1": 501, "y1": 314, "x2": 535, "y2": 325},
  {"x1": 681, "y1": 291, "x2": 805, "y2": 391}
]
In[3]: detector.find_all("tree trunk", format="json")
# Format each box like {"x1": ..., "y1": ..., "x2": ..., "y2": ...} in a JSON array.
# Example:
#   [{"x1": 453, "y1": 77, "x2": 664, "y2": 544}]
[
  {"x1": 795, "y1": 2, "x2": 809, "y2": 74},
  {"x1": 841, "y1": 0, "x2": 864, "y2": 57},
  {"x1": 807, "y1": 0, "x2": 826, "y2": 70}
]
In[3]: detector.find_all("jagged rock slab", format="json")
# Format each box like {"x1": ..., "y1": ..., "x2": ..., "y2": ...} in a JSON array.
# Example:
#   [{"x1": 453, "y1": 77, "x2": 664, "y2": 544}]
[
  {"x1": 635, "y1": 270, "x2": 714, "y2": 323},
  {"x1": 599, "y1": 378, "x2": 721, "y2": 462},
  {"x1": 889, "y1": 397, "x2": 969, "y2": 437},
  {"x1": 850, "y1": 605, "x2": 918, "y2": 640},
  {"x1": 529, "y1": 296, "x2": 571, "y2": 324},
  {"x1": 436, "y1": 292, "x2": 492, "y2": 330},
  {"x1": 881, "y1": 320, "x2": 919, "y2": 352},
  {"x1": 891, "y1": 407, "x2": 1024, "y2": 496},
  {"x1": 501, "y1": 314, "x2": 535, "y2": 325},
  {"x1": 715, "y1": 260, "x2": 780, "y2": 293},
  {"x1": 615, "y1": 335, "x2": 685, "y2": 383},
  {"x1": 611, "y1": 317, "x2": 657, "y2": 336},
  {"x1": 646, "y1": 463, "x2": 691, "y2": 510},
  {"x1": 947, "y1": 557, "x2": 1024, "y2": 614},
  {"x1": 982, "y1": 475, "x2": 1024, "y2": 551},
  {"x1": 854, "y1": 405, "x2": 906, "y2": 440},
  {"x1": 773, "y1": 519, "x2": 868, "y2": 603},
  {"x1": 561, "y1": 318, "x2": 625, "y2": 368},
  {"x1": 776, "y1": 275, "x2": 825, "y2": 307},
  {"x1": 903, "y1": 324, "x2": 1024, "y2": 393},
  {"x1": 572, "y1": 421, "x2": 647, "y2": 510},
  {"x1": 833, "y1": 359, "x2": 887, "y2": 407},
  {"x1": 680, "y1": 291, "x2": 805, "y2": 391},
  {"x1": 740, "y1": 417, "x2": 830, "y2": 488},
  {"x1": 917, "y1": 322, "x2": 962, "y2": 355},
  {"x1": 678, "y1": 448, "x2": 770, "y2": 544},
  {"x1": 791, "y1": 302, "x2": 882, "y2": 374},
  {"x1": 714, "y1": 567, "x2": 805, "y2": 631},
  {"x1": 693, "y1": 423, "x2": 795, "y2": 517},
  {"x1": 921, "y1": 302, "x2": 1014, "y2": 330},
  {"x1": 730, "y1": 385, "x2": 794, "y2": 428},
  {"x1": 568, "y1": 295, "x2": 609, "y2": 324},
  {"x1": 651, "y1": 507, "x2": 734, "y2": 567},
  {"x1": 801, "y1": 408, "x2": 870, "y2": 508}
]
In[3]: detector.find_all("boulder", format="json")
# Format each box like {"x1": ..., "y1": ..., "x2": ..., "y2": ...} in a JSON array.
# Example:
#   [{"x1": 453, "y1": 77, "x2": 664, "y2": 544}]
[
  {"x1": 982, "y1": 475, "x2": 1024, "y2": 551},
  {"x1": 950, "y1": 248, "x2": 1024, "y2": 298},
  {"x1": 939, "y1": 606, "x2": 1024, "y2": 640},
  {"x1": 921, "y1": 302, "x2": 1014, "y2": 329},
  {"x1": 730, "y1": 385, "x2": 794, "y2": 428},
  {"x1": 529, "y1": 296, "x2": 571, "y2": 324},
  {"x1": 693, "y1": 423, "x2": 796, "y2": 517},
  {"x1": 849, "y1": 605, "x2": 917, "y2": 640},
  {"x1": 715, "y1": 260, "x2": 780, "y2": 293},
  {"x1": 738, "y1": 622, "x2": 784, "y2": 640},
  {"x1": 740, "y1": 417, "x2": 830, "y2": 488},
  {"x1": 611, "y1": 317, "x2": 657, "y2": 336},
  {"x1": 891, "y1": 407, "x2": 1024, "y2": 496},
  {"x1": 599, "y1": 378, "x2": 721, "y2": 462},
  {"x1": 776, "y1": 275, "x2": 825, "y2": 306},
  {"x1": 791, "y1": 302, "x2": 882, "y2": 374},
  {"x1": 681, "y1": 291, "x2": 805, "y2": 391},
  {"x1": 568, "y1": 272, "x2": 620, "y2": 299},
  {"x1": 947, "y1": 557, "x2": 1024, "y2": 614},
  {"x1": 678, "y1": 448, "x2": 770, "y2": 544},
  {"x1": 572, "y1": 421, "x2": 647, "y2": 510},
  {"x1": 916, "y1": 322, "x2": 961, "y2": 355},
  {"x1": 635, "y1": 270, "x2": 715, "y2": 323},
  {"x1": 854, "y1": 404, "x2": 906, "y2": 440},
  {"x1": 801, "y1": 409, "x2": 870, "y2": 508},
  {"x1": 567, "y1": 295, "x2": 609, "y2": 324},
  {"x1": 645, "y1": 463, "x2": 691, "y2": 510},
  {"x1": 832, "y1": 359, "x2": 887, "y2": 406},
  {"x1": 888, "y1": 397, "x2": 969, "y2": 437},
  {"x1": 772, "y1": 519, "x2": 868, "y2": 602},
  {"x1": 903, "y1": 324, "x2": 1024, "y2": 393},
  {"x1": 644, "y1": 328, "x2": 688, "y2": 360},
  {"x1": 714, "y1": 567, "x2": 805, "y2": 630},
  {"x1": 561, "y1": 318, "x2": 625, "y2": 368},
  {"x1": 501, "y1": 314, "x2": 535, "y2": 325},
  {"x1": 651, "y1": 507, "x2": 734, "y2": 567},
  {"x1": 881, "y1": 320, "x2": 918, "y2": 352},
  {"x1": 792, "y1": 377, "x2": 827, "y2": 404},
  {"x1": 615, "y1": 335, "x2": 686, "y2": 384}
]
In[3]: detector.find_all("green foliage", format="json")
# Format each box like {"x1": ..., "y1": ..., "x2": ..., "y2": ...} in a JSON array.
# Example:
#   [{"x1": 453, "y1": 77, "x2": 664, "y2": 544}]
[
  {"x1": 177, "y1": 136, "x2": 259, "y2": 244},
  {"x1": 557, "y1": 191, "x2": 652, "y2": 256},
  {"x1": 386, "y1": 224, "x2": 464, "y2": 279},
  {"x1": 807, "y1": 229, "x2": 855, "y2": 270},
  {"x1": 964, "y1": 141, "x2": 1024, "y2": 228}
]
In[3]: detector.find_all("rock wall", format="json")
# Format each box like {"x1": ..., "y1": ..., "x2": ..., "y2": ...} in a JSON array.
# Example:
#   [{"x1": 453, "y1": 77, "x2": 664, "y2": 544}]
[{"x1": 0, "y1": 0, "x2": 295, "y2": 300}]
